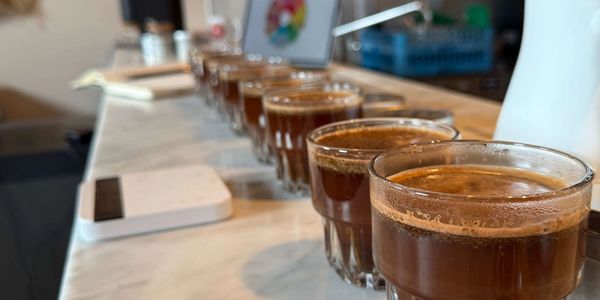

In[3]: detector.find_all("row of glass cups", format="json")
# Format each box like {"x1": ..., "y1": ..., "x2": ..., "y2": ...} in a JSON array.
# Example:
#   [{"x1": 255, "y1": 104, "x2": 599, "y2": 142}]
[
  {"x1": 189, "y1": 47, "x2": 595, "y2": 299},
  {"x1": 191, "y1": 50, "x2": 399, "y2": 195}
]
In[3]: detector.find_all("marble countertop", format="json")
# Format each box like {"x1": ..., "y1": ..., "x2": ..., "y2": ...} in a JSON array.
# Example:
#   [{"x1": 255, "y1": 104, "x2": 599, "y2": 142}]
[
  {"x1": 59, "y1": 54, "x2": 598, "y2": 299},
  {"x1": 61, "y1": 93, "x2": 388, "y2": 300}
]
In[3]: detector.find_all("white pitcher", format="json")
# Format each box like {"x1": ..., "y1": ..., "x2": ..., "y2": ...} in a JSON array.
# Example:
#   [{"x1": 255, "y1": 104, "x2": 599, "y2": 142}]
[{"x1": 494, "y1": 0, "x2": 600, "y2": 208}]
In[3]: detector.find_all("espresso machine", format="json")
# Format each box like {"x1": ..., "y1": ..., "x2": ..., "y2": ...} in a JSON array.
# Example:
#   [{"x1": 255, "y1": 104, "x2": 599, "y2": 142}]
[{"x1": 494, "y1": 0, "x2": 600, "y2": 210}]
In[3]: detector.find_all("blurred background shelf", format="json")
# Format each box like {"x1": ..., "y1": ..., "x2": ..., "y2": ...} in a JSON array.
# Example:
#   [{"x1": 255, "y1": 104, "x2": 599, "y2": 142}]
[{"x1": 334, "y1": 0, "x2": 523, "y2": 101}]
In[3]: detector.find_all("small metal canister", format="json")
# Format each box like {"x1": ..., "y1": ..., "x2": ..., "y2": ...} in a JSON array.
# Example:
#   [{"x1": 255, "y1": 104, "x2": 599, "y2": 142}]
[
  {"x1": 173, "y1": 30, "x2": 191, "y2": 62},
  {"x1": 140, "y1": 20, "x2": 175, "y2": 65}
]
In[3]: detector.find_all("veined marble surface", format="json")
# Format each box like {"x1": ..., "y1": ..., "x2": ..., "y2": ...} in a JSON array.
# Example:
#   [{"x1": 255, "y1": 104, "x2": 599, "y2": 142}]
[
  {"x1": 61, "y1": 94, "x2": 386, "y2": 300},
  {"x1": 59, "y1": 55, "x2": 598, "y2": 299}
]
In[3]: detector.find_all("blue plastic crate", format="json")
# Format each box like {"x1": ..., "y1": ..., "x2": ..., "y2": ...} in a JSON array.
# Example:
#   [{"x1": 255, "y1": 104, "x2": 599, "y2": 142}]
[{"x1": 360, "y1": 27, "x2": 494, "y2": 77}]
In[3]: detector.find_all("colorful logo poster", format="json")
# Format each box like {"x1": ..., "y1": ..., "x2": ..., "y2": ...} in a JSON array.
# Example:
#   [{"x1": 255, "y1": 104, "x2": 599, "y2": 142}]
[{"x1": 265, "y1": 0, "x2": 306, "y2": 47}]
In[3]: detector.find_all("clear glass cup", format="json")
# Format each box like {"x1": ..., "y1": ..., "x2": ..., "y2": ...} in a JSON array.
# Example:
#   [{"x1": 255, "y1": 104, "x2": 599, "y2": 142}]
[
  {"x1": 264, "y1": 82, "x2": 363, "y2": 194},
  {"x1": 362, "y1": 93, "x2": 405, "y2": 118},
  {"x1": 369, "y1": 141, "x2": 594, "y2": 300},
  {"x1": 390, "y1": 108, "x2": 454, "y2": 125},
  {"x1": 205, "y1": 54, "x2": 245, "y2": 110},
  {"x1": 218, "y1": 59, "x2": 289, "y2": 134},
  {"x1": 307, "y1": 118, "x2": 459, "y2": 289},
  {"x1": 240, "y1": 71, "x2": 328, "y2": 163},
  {"x1": 188, "y1": 49, "x2": 205, "y2": 91},
  {"x1": 189, "y1": 47, "x2": 240, "y2": 105}
]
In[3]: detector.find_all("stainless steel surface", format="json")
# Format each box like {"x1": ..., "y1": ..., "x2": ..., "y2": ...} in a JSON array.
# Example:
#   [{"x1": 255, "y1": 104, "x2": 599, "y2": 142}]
[
  {"x1": 332, "y1": 1, "x2": 430, "y2": 37},
  {"x1": 140, "y1": 33, "x2": 174, "y2": 65},
  {"x1": 173, "y1": 30, "x2": 190, "y2": 62},
  {"x1": 362, "y1": 93, "x2": 406, "y2": 118},
  {"x1": 387, "y1": 108, "x2": 454, "y2": 125}
]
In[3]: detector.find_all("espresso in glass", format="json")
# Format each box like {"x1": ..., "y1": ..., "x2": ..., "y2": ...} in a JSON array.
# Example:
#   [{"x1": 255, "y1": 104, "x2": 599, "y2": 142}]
[
  {"x1": 369, "y1": 141, "x2": 594, "y2": 300},
  {"x1": 193, "y1": 51, "x2": 242, "y2": 106},
  {"x1": 240, "y1": 71, "x2": 327, "y2": 163},
  {"x1": 188, "y1": 47, "x2": 234, "y2": 97},
  {"x1": 205, "y1": 54, "x2": 246, "y2": 112},
  {"x1": 219, "y1": 61, "x2": 287, "y2": 133},
  {"x1": 307, "y1": 119, "x2": 459, "y2": 289},
  {"x1": 264, "y1": 82, "x2": 363, "y2": 194}
]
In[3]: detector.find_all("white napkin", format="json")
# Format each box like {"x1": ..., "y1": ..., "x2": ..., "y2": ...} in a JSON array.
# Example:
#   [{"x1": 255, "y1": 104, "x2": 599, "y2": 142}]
[{"x1": 72, "y1": 62, "x2": 195, "y2": 101}]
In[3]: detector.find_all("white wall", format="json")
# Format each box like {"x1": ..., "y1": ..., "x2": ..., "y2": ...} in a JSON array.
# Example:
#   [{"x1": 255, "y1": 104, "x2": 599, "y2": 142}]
[
  {"x1": 0, "y1": 0, "x2": 122, "y2": 117},
  {"x1": 183, "y1": 0, "x2": 208, "y2": 31},
  {"x1": 0, "y1": 0, "x2": 231, "y2": 117},
  {"x1": 211, "y1": 0, "x2": 247, "y2": 22}
]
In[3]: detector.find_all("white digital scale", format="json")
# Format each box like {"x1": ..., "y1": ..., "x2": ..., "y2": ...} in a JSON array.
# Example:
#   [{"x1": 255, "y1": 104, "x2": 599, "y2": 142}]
[{"x1": 77, "y1": 165, "x2": 232, "y2": 242}]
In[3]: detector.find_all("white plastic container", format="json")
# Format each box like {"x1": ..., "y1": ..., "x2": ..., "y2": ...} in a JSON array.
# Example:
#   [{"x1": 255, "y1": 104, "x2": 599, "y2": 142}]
[
  {"x1": 494, "y1": 0, "x2": 600, "y2": 210},
  {"x1": 78, "y1": 165, "x2": 232, "y2": 242}
]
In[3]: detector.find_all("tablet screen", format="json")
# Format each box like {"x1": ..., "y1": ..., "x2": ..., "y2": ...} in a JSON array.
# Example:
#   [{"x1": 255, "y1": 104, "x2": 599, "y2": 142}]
[{"x1": 242, "y1": 0, "x2": 339, "y2": 67}]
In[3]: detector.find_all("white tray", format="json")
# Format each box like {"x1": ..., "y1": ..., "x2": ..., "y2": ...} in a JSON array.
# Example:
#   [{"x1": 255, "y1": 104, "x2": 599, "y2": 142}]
[{"x1": 78, "y1": 165, "x2": 232, "y2": 242}]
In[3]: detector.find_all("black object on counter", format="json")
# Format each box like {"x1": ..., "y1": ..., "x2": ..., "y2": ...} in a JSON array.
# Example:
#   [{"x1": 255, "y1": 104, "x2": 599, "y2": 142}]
[
  {"x1": 588, "y1": 211, "x2": 600, "y2": 260},
  {"x1": 121, "y1": 0, "x2": 184, "y2": 32},
  {"x1": 94, "y1": 178, "x2": 124, "y2": 222}
]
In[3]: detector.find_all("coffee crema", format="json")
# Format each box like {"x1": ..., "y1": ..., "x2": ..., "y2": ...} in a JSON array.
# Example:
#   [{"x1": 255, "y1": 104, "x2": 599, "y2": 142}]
[
  {"x1": 264, "y1": 91, "x2": 362, "y2": 113},
  {"x1": 374, "y1": 164, "x2": 586, "y2": 238},
  {"x1": 391, "y1": 164, "x2": 564, "y2": 196},
  {"x1": 313, "y1": 127, "x2": 451, "y2": 174},
  {"x1": 372, "y1": 164, "x2": 587, "y2": 300}
]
